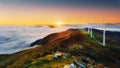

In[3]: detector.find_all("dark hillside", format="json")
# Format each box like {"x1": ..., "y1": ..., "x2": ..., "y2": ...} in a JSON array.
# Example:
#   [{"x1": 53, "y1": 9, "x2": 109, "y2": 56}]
[{"x1": 0, "y1": 29, "x2": 120, "y2": 68}]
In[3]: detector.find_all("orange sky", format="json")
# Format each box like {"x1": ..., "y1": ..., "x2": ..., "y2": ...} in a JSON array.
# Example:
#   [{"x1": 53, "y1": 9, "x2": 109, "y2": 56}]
[{"x1": 0, "y1": 4, "x2": 120, "y2": 26}]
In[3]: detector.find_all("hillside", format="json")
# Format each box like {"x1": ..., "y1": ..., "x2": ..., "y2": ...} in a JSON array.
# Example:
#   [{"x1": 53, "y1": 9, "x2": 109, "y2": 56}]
[{"x1": 0, "y1": 29, "x2": 120, "y2": 68}]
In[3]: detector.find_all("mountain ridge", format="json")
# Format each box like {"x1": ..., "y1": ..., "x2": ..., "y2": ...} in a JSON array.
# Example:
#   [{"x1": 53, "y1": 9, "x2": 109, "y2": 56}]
[{"x1": 0, "y1": 29, "x2": 120, "y2": 68}]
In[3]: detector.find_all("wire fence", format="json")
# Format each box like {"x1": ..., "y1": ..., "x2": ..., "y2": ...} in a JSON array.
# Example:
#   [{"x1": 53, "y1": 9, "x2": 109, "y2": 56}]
[
  {"x1": 92, "y1": 32, "x2": 103, "y2": 45},
  {"x1": 88, "y1": 27, "x2": 120, "y2": 46}
]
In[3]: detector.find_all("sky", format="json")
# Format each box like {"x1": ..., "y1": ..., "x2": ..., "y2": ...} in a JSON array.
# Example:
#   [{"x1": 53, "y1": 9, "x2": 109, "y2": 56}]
[{"x1": 0, "y1": 0, "x2": 120, "y2": 26}]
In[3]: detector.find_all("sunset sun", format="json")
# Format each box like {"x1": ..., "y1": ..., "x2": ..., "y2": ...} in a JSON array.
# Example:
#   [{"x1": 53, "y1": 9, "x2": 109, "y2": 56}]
[{"x1": 56, "y1": 22, "x2": 63, "y2": 26}]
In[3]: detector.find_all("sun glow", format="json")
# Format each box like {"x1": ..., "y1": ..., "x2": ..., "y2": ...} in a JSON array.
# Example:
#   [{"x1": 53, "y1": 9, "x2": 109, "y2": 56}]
[
  {"x1": 56, "y1": 22, "x2": 63, "y2": 26},
  {"x1": 54, "y1": 21, "x2": 63, "y2": 28}
]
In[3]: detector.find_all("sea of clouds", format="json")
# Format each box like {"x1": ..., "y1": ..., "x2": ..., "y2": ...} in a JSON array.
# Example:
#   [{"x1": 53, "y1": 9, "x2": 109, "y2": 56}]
[{"x1": 0, "y1": 24, "x2": 119, "y2": 54}]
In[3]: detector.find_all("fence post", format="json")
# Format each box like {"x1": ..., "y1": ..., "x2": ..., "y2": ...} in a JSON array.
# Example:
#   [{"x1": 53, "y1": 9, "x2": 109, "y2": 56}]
[
  {"x1": 103, "y1": 29, "x2": 106, "y2": 46},
  {"x1": 90, "y1": 27, "x2": 93, "y2": 38}
]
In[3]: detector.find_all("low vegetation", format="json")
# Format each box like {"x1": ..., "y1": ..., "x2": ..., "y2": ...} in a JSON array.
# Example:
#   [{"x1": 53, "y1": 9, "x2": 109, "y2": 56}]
[{"x1": 0, "y1": 29, "x2": 120, "y2": 68}]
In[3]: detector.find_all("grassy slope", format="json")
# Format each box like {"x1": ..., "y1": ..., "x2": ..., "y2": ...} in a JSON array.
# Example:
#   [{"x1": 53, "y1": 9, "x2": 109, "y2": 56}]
[
  {"x1": 0, "y1": 30, "x2": 120, "y2": 68},
  {"x1": 92, "y1": 32, "x2": 120, "y2": 50},
  {"x1": 25, "y1": 55, "x2": 74, "y2": 68}
]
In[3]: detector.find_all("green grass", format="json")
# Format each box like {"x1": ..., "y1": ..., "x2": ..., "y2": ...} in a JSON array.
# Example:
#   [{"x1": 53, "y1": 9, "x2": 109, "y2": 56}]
[
  {"x1": 25, "y1": 54, "x2": 74, "y2": 68},
  {"x1": 0, "y1": 55, "x2": 12, "y2": 66},
  {"x1": 0, "y1": 30, "x2": 120, "y2": 68},
  {"x1": 92, "y1": 32, "x2": 120, "y2": 50},
  {"x1": 87, "y1": 35, "x2": 98, "y2": 44}
]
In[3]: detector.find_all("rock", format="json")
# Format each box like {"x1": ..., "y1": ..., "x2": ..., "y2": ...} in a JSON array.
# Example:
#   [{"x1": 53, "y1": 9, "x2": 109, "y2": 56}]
[
  {"x1": 87, "y1": 63, "x2": 93, "y2": 68},
  {"x1": 64, "y1": 64, "x2": 77, "y2": 68},
  {"x1": 53, "y1": 51, "x2": 63, "y2": 58},
  {"x1": 70, "y1": 63, "x2": 76, "y2": 68},
  {"x1": 64, "y1": 64, "x2": 71, "y2": 68},
  {"x1": 79, "y1": 62, "x2": 86, "y2": 68},
  {"x1": 63, "y1": 53, "x2": 71, "y2": 58},
  {"x1": 97, "y1": 64, "x2": 104, "y2": 68},
  {"x1": 86, "y1": 57, "x2": 95, "y2": 65}
]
